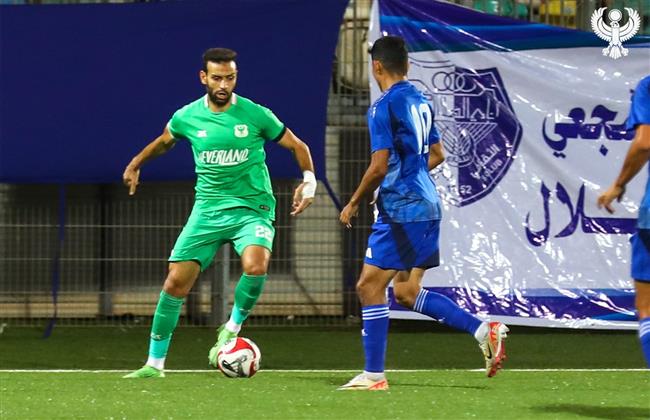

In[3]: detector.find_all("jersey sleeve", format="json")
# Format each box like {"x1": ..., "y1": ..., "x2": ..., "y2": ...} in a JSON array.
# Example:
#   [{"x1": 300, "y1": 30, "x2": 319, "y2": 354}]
[
  {"x1": 258, "y1": 105, "x2": 286, "y2": 142},
  {"x1": 428, "y1": 104, "x2": 440, "y2": 145},
  {"x1": 369, "y1": 101, "x2": 393, "y2": 152},
  {"x1": 167, "y1": 108, "x2": 186, "y2": 140},
  {"x1": 626, "y1": 76, "x2": 650, "y2": 130}
]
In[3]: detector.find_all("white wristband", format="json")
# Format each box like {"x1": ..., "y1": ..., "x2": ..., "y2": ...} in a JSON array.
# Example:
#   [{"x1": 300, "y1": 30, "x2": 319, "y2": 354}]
[{"x1": 302, "y1": 170, "x2": 317, "y2": 199}]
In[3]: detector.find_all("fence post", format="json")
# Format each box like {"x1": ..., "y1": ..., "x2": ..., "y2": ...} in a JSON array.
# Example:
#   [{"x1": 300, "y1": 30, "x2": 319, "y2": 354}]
[{"x1": 98, "y1": 184, "x2": 113, "y2": 318}]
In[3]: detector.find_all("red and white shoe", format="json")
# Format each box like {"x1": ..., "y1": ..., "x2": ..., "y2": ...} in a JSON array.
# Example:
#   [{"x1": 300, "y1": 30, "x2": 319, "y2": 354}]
[
  {"x1": 479, "y1": 322, "x2": 509, "y2": 378},
  {"x1": 337, "y1": 373, "x2": 389, "y2": 391}
]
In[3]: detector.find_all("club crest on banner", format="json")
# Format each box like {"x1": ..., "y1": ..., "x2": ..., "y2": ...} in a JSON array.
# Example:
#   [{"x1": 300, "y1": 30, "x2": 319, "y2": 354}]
[
  {"x1": 409, "y1": 60, "x2": 522, "y2": 207},
  {"x1": 591, "y1": 7, "x2": 641, "y2": 59}
]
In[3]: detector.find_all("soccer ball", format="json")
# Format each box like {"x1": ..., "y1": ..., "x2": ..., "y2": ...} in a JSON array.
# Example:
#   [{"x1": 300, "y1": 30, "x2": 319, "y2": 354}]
[{"x1": 217, "y1": 337, "x2": 261, "y2": 378}]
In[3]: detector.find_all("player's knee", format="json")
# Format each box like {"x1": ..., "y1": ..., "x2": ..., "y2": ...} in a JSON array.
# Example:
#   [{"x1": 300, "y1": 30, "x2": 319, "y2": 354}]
[
  {"x1": 241, "y1": 246, "x2": 270, "y2": 276},
  {"x1": 393, "y1": 286, "x2": 417, "y2": 308},
  {"x1": 355, "y1": 278, "x2": 370, "y2": 299},
  {"x1": 356, "y1": 276, "x2": 380, "y2": 301},
  {"x1": 163, "y1": 269, "x2": 193, "y2": 297},
  {"x1": 242, "y1": 263, "x2": 267, "y2": 276},
  {"x1": 241, "y1": 253, "x2": 269, "y2": 276}
]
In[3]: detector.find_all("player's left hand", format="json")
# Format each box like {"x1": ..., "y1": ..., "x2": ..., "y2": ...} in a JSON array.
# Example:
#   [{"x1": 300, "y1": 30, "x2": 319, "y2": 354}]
[
  {"x1": 291, "y1": 183, "x2": 314, "y2": 216},
  {"x1": 339, "y1": 202, "x2": 359, "y2": 229},
  {"x1": 597, "y1": 184, "x2": 625, "y2": 214}
]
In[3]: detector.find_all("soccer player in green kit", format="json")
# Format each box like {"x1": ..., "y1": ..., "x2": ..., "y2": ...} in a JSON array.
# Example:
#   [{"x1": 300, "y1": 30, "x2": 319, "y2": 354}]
[{"x1": 122, "y1": 48, "x2": 317, "y2": 378}]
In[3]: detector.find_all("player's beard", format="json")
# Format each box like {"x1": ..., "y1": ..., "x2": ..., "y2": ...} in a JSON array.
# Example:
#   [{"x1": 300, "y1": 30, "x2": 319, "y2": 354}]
[{"x1": 208, "y1": 89, "x2": 231, "y2": 107}]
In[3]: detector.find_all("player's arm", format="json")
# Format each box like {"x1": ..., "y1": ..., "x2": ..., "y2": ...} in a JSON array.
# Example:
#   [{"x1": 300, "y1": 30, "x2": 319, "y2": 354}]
[
  {"x1": 339, "y1": 149, "x2": 390, "y2": 228},
  {"x1": 428, "y1": 142, "x2": 445, "y2": 170},
  {"x1": 123, "y1": 127, "x2": 176, "y2": 196},
  {"x1": 598, "y1": 124, "x2": 650, "y2": 213},
  {"x1": 427, "y1": 104, "x2": 443, "y2": 171},
  {"x1": 277, "y1": 128, "x2": 316, "y2": 216}
]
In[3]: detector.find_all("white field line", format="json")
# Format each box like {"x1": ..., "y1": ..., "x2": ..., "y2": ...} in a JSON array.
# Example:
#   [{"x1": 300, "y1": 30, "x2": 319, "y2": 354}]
[{"x1": 0, "y1": 369, "x2": 646, "y2": 373}]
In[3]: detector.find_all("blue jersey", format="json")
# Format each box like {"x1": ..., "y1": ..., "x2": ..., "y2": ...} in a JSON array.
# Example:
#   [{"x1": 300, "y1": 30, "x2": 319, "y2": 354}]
[
  {"x1": 626, "y1": 75, "x2": 650, "y2": 229},
  {"x1": 368, "y1": 81, "x2": 442, "y2": 223}
]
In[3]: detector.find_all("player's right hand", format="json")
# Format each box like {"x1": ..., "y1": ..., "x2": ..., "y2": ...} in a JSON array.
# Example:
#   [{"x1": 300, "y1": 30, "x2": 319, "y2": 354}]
[
  {"x1": 597, "y1": 184, "x2": 625, "y2": 214},
  {"x1": 339, "y1": 202, "x2": 359, "y2": 229},
  {"x1": 123, "y1": 166, "x2": 140, "y2": 196}
]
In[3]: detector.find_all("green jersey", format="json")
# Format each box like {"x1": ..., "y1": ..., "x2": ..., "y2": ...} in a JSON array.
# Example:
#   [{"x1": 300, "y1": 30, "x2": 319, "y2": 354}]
[{"x1": 167, "y1": 94, "x2": 285, "y2": 221}]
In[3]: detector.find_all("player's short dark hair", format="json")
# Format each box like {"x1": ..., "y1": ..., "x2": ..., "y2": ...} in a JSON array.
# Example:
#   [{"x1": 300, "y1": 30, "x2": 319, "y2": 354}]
[
  {"x1": 368, "y1": 36, "x2": 408, "y2": 75},
  {"x1": 202, "y1": 48, "x2": 237, "y2": 71}
]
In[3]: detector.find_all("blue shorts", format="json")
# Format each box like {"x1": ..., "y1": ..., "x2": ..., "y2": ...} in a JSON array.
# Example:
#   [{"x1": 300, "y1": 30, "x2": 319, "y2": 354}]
[
  {"x1": 631, "y1": 229, "x2": 650, "y2": 282},
  {"x1": 364, "y1": 220, "x2": 440, "y2": 271}
]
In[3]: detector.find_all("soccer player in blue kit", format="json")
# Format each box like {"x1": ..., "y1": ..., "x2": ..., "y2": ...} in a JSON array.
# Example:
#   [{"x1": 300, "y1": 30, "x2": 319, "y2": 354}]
[
  {"x1": 338, "y1": 36, "x2": 509, "y2": 390},
  {"x1": 598, "y1": 75, "x2": 650, "y2": 368}
]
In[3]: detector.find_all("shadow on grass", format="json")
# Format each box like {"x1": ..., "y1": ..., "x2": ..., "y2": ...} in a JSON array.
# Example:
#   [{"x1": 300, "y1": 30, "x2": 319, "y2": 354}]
[
  {"x1": 532, "y1": 404, "x2": 650, "y2": 419},
  {"x1": 395, "y1": 382, "x2": 487, "y2": 390},
  {"x1": 292, "y1": 375, "x2": 488, "y2": 391}
]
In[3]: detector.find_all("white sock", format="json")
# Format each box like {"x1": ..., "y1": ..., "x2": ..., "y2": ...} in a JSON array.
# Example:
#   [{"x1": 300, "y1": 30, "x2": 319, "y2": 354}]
[
  {"x1": 363, "y1": 370, "x2": 385, "y2": 381},
  {"x1": 225, "y1": 319, "x2": 242, "y2": 334},
  {"x1": 146, "y1": 356, "x2": 165, "y2": 370},
  {"x1": 474, "y1": 321, "x2": 489, "y2": 343}
]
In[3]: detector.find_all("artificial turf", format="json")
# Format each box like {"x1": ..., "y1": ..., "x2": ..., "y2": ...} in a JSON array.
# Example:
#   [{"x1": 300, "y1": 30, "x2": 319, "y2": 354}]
[
  {"x1": 1, "y1": 371, "x2": 648, "y2": 419},
  {"x1": 0, "y1": 325, "x2": 645, "y2": 370},
  {"x1": 1, "y1": 325, "x2": 647, "y2": 419}
]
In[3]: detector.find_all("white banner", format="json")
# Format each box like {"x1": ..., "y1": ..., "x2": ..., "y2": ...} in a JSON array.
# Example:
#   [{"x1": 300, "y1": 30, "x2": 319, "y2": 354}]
[{"x1": 371, "y1": 0, "x2": 650, "y2": 328}]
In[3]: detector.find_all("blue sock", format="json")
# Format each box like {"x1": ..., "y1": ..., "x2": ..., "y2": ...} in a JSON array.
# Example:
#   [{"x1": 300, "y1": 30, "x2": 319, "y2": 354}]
[
  {"x1": 639, "y1": 317, "x2": 650, "y2": 368},
  {"x1": 361, "y1": 305, "x2": 390, "y2": 373},
  {"x1": 413, "y1": 289, "x2": 482, "y2": 335}
]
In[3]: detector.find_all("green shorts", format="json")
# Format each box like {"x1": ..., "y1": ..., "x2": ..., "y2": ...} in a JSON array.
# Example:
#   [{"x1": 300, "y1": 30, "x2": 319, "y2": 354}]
[{"x1": 169, "y1": 205, "x2": 275, "y2": 271}]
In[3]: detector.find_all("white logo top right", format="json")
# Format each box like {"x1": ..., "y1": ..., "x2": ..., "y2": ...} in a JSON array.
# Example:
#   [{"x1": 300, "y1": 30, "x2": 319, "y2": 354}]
[{"x1": 591, "y1": 7, "x2": 641, "y2": 59}]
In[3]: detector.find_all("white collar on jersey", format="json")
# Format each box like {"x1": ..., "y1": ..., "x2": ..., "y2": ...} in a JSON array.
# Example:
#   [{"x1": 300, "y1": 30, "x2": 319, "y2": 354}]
[{"x1": 203, "y1": 93, "x2": 238, "y2": 109}]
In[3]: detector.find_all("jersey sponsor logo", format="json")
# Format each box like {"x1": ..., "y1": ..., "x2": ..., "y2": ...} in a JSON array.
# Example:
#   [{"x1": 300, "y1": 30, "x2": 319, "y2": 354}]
[
  {"x1": 234, "y1": 124, "x2": 249, "y2": 138},
  {"x1": 409, "y1": 60, "x2": 522, "y2": 207},
  {"x1": 197, "y1": 130, "x2": 208, "y2": 138},
  {"x1": 199, "y1": 149, "x2": 249, "y2": 166}
]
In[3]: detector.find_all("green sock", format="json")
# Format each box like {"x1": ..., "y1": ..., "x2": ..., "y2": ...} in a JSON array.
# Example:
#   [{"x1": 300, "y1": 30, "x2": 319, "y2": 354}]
[
  {"x1": 148, "y1": 290, "x2": 184, "y2": 359},
  {"x1": 231, "y1": 274, "x2": 267, "y2": 325}
]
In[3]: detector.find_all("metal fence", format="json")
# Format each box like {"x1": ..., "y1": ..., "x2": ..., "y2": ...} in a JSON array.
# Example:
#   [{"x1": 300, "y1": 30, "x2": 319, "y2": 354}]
[
  {"x1": 1, "y1": 0, "x2": 647, "y2": 328},
  {"x1": 0, "y1": 181, "x2": 351, "y2": 326}
]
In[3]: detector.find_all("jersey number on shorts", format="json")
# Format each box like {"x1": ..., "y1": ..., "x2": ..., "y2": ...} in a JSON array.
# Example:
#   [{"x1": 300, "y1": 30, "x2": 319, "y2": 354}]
[
  {"x1": 410, "y1": 103, "x2": 432, "y2": 155},
  {"x1": 255, "y1": 225, "x2": 273, "y2": 241}
]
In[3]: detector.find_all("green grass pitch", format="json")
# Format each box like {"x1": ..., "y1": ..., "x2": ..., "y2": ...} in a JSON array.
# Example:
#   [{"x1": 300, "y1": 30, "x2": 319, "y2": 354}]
[
  {"x1": 0, "y1": 325, "x2": 648, "y2": 418},
  {"x1": 1, "y1": 370, "x2": 648, "y2": 419}
]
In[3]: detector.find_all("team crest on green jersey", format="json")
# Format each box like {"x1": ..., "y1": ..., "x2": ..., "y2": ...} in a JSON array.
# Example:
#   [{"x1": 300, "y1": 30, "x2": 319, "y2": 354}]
[{"x1": 234, "y1": 124, "x2": 249, "y2": 138}]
